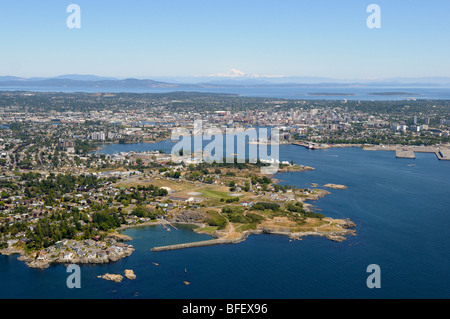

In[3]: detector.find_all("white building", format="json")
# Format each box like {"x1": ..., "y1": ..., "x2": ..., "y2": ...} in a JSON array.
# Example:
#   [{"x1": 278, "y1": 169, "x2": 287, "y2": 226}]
[{"x1": 91, "y1": 132, "x2": 106, "y2": 141}]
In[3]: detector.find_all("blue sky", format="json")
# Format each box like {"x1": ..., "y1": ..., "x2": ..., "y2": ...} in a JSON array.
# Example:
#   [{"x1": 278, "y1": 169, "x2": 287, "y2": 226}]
[{"x1": 0, "y1": 0, "x2": 449, "y2": 79}]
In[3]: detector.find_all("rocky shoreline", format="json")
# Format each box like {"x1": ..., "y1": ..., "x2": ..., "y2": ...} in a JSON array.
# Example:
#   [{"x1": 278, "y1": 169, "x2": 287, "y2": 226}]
[
  {"x1": 260, "y1": 218, "x2": 356, "y2": 242},
  {"x1": 1, "y1": 237, "x2": 135, "y2": 270},
  {"x1": 323, "y1": 184, "x2": 348, "y2": 190},
  {"x1": 152, "y1": 223, "x2": 356, "y2": 252},
  {"x1": 1, "y1": 215, "x2": 356, "y2": 269},
  {"x1": 160, "y1": 218, "x2": 358, "y2": 252},
  {"x1": 259, "y1": 219, "x2": 356, "y2": 243},
  {"x1": 276, "y1": 165, "x2": 315, "y2": 172}
]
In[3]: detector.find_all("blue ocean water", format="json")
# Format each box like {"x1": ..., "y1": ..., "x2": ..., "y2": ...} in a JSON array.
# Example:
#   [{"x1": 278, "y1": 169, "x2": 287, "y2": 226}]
[
  {"x1": 1, "y1": 144, "x2": 449, "y2": 299},
  {"x1": 2, "y1": 86, "x2": 450, "y2": 100}
]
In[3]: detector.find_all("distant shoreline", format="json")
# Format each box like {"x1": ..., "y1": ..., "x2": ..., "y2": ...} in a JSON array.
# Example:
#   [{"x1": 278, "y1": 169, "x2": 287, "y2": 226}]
[
  {"x1": 368, "y1": 92, "x2": 421, "y2": 96},
  {"x1": 307, "y1": 93, "x2": 356, "y2": 96}
]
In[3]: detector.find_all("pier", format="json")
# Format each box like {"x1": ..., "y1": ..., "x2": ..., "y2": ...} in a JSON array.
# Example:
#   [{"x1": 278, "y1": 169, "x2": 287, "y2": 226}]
[
  {"x1": 157, "y1": 218, "x2": 179, "y2": 231},
  {"x1": 292, "y1": 142, "x2": 330, "y2": 150}
]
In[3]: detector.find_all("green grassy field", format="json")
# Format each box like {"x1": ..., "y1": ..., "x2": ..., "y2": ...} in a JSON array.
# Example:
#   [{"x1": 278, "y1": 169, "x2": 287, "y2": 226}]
[
  {"x1": 199, "y1": 188, "x2": 234, "y2": 200},
  {"x1": 196, "y1": 226, "x2": 219, "y2": 235}
]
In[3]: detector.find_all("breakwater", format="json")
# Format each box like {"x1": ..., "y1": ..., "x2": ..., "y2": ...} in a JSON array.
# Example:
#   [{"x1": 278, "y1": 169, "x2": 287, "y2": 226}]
[
  {"x1": 364, "y1": 145, "x2": 450, "y2": 161},
  {"x1": 150, "y1": 229, "x2": 293, "y2": 252},
  {"x1": 396, "y1": 148, "x2": 450, "y2": 160},
  {"x1": 150, "y1": 225, "x2": 356, "y2": 252},
  {"x1": 436, "y1": 150, "x2": 450, "y2": 161},
  {"x1": 150, "y1": 237, "x2": 246, "y2": 252}
]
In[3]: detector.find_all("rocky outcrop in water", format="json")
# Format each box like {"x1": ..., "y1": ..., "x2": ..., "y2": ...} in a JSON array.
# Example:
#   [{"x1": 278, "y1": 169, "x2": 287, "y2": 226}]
[
  {"x1": 98, "y1": 273, "x2": 123, "y2": 283},
  {"x1": 324, "y1": 184, "x2": 348, "y2": 190},
  {"x1": 124, "y1": 269, "x2": 136, "y2": 280},
  {"x1": 339, "y1": 219, "x2": 356, "y2": 229}
]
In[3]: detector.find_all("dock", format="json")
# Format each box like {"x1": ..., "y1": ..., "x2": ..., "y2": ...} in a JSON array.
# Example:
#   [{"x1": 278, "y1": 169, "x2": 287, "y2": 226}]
[
  {"x1": 157, "y1": 218, "x2": 179, "y2": 231},
  {"x1": 292, "y1": 142, "x2": 330, "y2": 150}
]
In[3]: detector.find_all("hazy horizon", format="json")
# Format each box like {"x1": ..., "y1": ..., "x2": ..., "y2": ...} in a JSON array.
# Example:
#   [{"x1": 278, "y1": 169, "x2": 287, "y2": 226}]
[{"x1": 2, "y1": 71, "x2": 450, "y2": 85}]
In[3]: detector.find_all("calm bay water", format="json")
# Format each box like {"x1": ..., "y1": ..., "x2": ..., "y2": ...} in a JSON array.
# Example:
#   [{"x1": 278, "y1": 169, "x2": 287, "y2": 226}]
[
  {"x1": 1, "y1": 143, "x2": 449, "y2": 299},
  {"x1": 2, "y1": 86, "x2": 450, "y2": 100}
]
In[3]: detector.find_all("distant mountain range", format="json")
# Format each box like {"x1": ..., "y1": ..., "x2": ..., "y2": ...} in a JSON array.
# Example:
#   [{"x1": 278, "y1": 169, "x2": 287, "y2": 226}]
[
  {"x1": 1, "y1": 71, "x2": 450, "y2": 89},
  {"x1": 0, "y1": 76, "x2": 182, "y2": 89}
]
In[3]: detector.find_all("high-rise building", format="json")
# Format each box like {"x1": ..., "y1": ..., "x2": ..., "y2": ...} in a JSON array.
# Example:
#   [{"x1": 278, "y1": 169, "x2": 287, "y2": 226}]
[{"x1": 91, "y1": 132, "x2": 106, "y2": 141}]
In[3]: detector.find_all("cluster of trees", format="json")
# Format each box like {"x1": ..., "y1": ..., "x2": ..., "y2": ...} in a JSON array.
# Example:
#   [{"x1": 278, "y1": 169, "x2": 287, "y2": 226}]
[
  {"x1": 250, "y1": 201, "x2": 325, "y2": 221},
  {"x1": 250, "y1": 175, "x2": 272, "y2": 185},
  {"x1": 21, "y1": 173, "x2": 101, "y2": 197},
  {"x1": 224, "y1": 197, "x2": 240, "y2": 203},
  {"x1": 74, "y1": 140, "x2": 97, "y2": 155},
  {"x1": 206, "y1": 211, "x2": 228, "y2": 230},
  {"x1": 272, "y1": 184, "x2": 296, "y2": 193},
  {"x1": 0, "y1": 180, "x2": 19, "y2": 195},
  {"x1": 221, "y1": 206, "x2": 265, "y2": 225},
  {"x1": 252, "y1": 202, "x2": 280, "y2": 211},
  {"x1": 115, "y1": 185, "x2": 168, "y2": 207},
  {"x1": 227, "y1": 180, "x2": 249, "y2": 193},
  {"x1": 17, "y1": 173, "x2": 108, "y2": 208},
  {"x1": 26, "y1": 218, "x2": 77, "y2": 250},
  {"x1": 285, "y1": 202, "x2": 305, "y2": 213},
  {"x1": 91, "y1": 211, "x2": 121, "y2": 232},
  {"x1": 135, "y1": 184, "x2": 168, "y2": 197},
  {"x1": 286, "y1": 202, "x2": 324, "y2": 219},
  {"x1": 0, "y1": 219, "x2": 27, "y2": 238},
  {"x1": 183, "y1": 163, "x2": 216, "y2": 182},
  {"x1": 4, "y1": 209, "x2": 101, "y2": 251},
  {"x1": 132, "y1": 205, "x2": 159, "y2": 220},
  {"x1": 164, "y1": 171, "x2": 181, "y2": 179},
  {"x1": 0, "y1": 177, "x2": 173, "y2": 251}
]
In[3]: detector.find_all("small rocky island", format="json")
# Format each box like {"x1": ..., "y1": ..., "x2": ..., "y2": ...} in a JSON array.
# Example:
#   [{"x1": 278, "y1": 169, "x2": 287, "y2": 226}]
[
  {"x1": 323, "y1": 184, "x2": 348, "y2": 190},
  {"x1": 124, "y1": 269, "x2": 136, "y2": 280},
  {"x1": 98, "y1": 269, "x2": 136, "y2": 282},
  {"x1": 98, "y1": 273, "x2": 124, "y2": 283}
]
